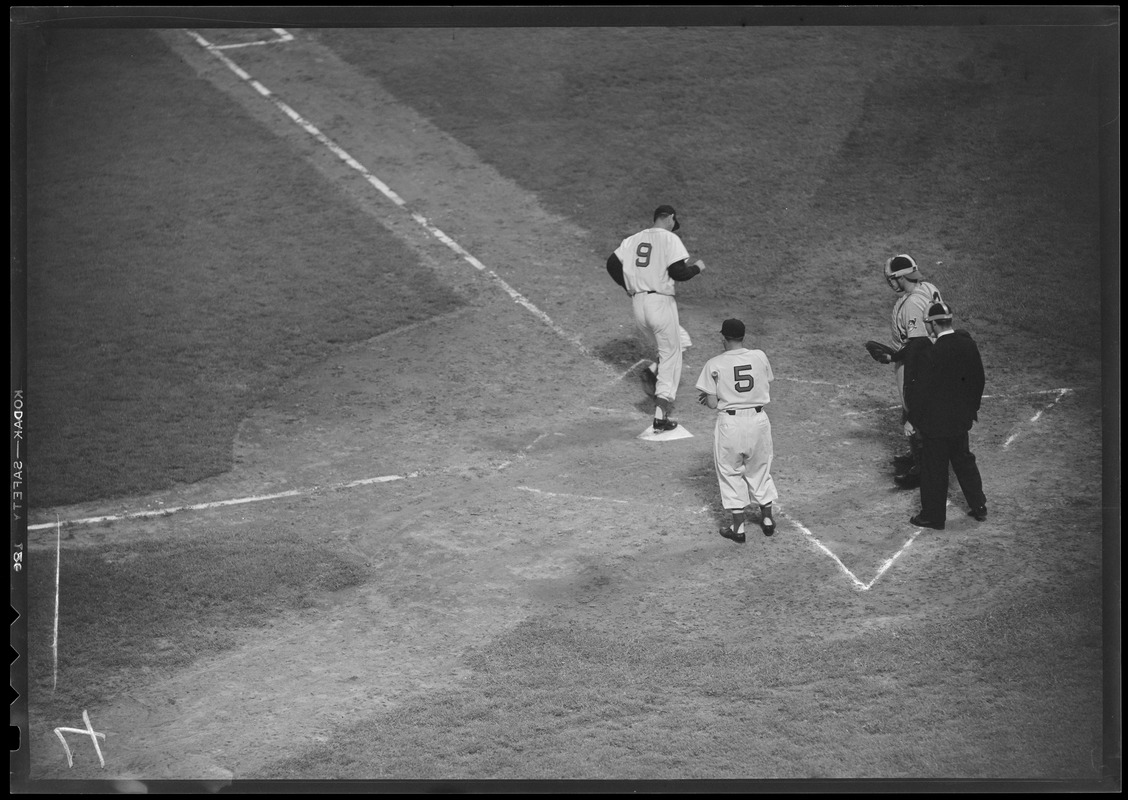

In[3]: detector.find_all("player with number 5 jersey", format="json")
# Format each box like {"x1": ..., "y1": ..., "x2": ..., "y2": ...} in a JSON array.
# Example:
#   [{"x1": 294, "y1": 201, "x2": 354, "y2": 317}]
[
  {"x1": 696, "y1": 318, "x2": 779, "y2": 542},
  {"x1": 605, "y1": 205, "x2": 706, "y2": 433}
]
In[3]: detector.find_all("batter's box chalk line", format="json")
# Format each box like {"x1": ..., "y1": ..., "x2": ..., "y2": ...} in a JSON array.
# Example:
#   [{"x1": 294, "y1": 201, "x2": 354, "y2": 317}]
[
  {"x1": 1002, "y1": 387, "x2": 1073, "y2": 449},
  {"x1": 784, "y1": 509, "x2": 913, "y2": 592},
  {"x1": 784, "y1": 498, "x2": 957, "y2": 591},
  {"x1": 516, "y1": 488, "x2": 916, "y2": 590}
]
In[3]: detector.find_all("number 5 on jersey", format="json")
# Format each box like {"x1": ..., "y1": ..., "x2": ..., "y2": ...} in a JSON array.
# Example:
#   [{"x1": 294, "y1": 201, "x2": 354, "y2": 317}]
[{"x1": 734, "y1": 365, "x2": 755, "y2": 392}]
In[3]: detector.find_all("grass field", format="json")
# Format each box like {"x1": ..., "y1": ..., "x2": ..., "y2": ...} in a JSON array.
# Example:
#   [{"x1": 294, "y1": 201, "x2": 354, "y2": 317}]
[
  {"x1": 24, "y1": 29, "x2": 464, "y2": 507},
  {"x1": 15, "y1": 12, "x2": 1117, "y2": 788}
]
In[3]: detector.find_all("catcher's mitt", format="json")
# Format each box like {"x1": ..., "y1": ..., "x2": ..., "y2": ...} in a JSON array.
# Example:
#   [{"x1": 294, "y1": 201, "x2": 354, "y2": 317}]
[{"x1": 864, "y1": 340, "x2": 897, "y2": 364}]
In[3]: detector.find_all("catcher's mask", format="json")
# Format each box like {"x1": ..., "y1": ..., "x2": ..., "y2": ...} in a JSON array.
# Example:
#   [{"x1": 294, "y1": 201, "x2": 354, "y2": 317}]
[
  {"x1": 884, "y1": 254, "x2": 918, "y2": 292},
  {"x1": 925, "y1": 299, "x2": 954, "y2": 323},
  {"x1": 654, "y1": 204, "x2": 680, "y2": 232}
]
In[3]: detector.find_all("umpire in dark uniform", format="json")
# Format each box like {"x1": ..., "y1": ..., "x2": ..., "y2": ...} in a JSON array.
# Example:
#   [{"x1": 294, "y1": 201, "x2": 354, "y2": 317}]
[{"x1": 904, "y1": 300, "x2": 988, "y2": 530}]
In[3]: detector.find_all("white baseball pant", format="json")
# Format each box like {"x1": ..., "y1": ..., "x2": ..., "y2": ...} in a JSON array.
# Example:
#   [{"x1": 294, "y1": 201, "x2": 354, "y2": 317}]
[
  {"x1": 713, "y1": 410, "x2": 779, "y2": 511},
  {"x1": 632, "y1": 292, "x2": 683, "y2": 403}
]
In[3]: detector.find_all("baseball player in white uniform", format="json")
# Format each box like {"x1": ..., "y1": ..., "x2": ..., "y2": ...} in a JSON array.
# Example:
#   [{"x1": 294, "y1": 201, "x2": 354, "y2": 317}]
[
  {"x1": 883, "y1": 254, "x2": 943, "y2": 487},
  {"x1": 696, "y1": 318, "x2": 779, "y2": 543},
  {"x1": 606, "y1": 205, "x2": 706, "y2": 433}
]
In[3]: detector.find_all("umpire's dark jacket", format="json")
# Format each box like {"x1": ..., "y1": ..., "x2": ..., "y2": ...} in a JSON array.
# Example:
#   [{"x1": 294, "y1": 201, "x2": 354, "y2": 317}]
[{"x1": 906, "y1": 330, "x2": 985, "y2": 437}]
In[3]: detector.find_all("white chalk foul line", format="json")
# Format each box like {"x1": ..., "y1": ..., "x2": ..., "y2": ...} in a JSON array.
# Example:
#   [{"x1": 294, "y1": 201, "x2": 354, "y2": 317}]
[
  {"x1": 782, "y1": 508, "x2": 935, "y2": 592},
  {"x1": 778, "y1": 376, "x2": 851, "y2": 389},
  {"x1": 843, "y1": 386, "x2": 1082, "y2": 416},
  {"x1": 1003, "y1": 388, "x2": 1073, "y2": 449},
  {"x1": 781, "y1": 512, "x2": 868, "y2": 591},
  {"x1": 53, "y1": 516, "x2": 61, "y2": 691},
  {"x1": 495, "y1": 432, "x2": 555, "y2": 470},
  {"x1": 518, "y1": 486, "x2": 632, "y2": 506},
  {"x1": 28, "y1": 474, "x2": 416, "y2": 532},
  {"x1": 518, "y1": 487, "x2": 922, "y2": 589},
  {"x1": 517, "y1": 486, "x2": 927, "y2": 591},
  {"x1": 517, "y1": 485, "x2": 712, "y2": 515},
  {"x1": 588, "y1": 406, "x2": 639, "y2": 417},
  {"x1": 183, "y1": 30, "x2": 593, "y2": 361},
  {"x1": 865, "y1": 528, "x2": 923, "y2": 589}
]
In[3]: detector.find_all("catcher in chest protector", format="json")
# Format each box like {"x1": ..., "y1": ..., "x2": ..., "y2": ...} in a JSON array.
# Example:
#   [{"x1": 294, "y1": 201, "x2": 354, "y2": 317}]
[
  {"x1": 696, "y1": 318, "x2": 779, "y2": 544},
  {"x1": 864, "y1": 254, "x2": 944, "y2": 487}
]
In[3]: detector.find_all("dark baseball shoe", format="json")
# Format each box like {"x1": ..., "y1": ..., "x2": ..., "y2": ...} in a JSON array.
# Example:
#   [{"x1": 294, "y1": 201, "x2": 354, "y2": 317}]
[
  {"x1": 760, "y1": 505, "x2": 776, "y2": 537},
  {"x1": 894, "y1": 471, "x2": 921, "y2": 489},
  {"x1": 893, "y1": 453, "x2": 914, "y2": 469},
  {"x1": 652, "y1": 417, "x2": 679, "y2": 433},
  {"x1": 909, "y1": 514, "x2": 945, "y2": 530},
  {"x1": 968, "y1": 506, "x2": 988, "y2": 521},
  {"x1": 720, "y1": 524, "x2": 746, "y2": 544}
]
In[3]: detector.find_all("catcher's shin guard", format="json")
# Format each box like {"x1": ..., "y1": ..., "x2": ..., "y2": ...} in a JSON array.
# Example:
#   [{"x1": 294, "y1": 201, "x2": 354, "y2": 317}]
[{"x1": 903, "y1": 432, "x2": 924, "y2": 478}]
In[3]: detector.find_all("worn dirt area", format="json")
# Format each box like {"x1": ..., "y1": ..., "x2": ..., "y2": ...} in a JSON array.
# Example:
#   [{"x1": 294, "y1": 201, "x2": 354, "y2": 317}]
[{"x1": 25, "y1": 29, "x2": 1104, "y2": 782}]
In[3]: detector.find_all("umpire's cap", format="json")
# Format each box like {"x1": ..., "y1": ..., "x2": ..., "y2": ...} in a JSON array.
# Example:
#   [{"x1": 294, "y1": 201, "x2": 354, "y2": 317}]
[
  {"x1": 721, "y1": 318, "x2": 746, "y2": 339},
  {"x1": 926, "y1": 299, "x2": 954, "y2": 322},
  {"x1": 653, "y1": 205, "x2": 680, "y2": 232}
]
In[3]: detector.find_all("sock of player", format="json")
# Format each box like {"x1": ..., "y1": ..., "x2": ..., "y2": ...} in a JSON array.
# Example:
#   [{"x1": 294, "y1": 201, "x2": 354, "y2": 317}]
[
  {"x1": 731, "y1": 510, "x2": 746, "y2": 534},
  {"x1": 654, "y1": 405, "x2": 666, "y2": 420}
]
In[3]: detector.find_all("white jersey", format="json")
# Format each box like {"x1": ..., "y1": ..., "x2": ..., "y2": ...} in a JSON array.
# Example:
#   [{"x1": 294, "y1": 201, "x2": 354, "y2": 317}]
[
  {"x1": 696, "y1": 348, "x2": 774, "y2": 410},
  {"x1": 891, "y1": 281, "x2": 941, "y2": 347},
  {"x1": 614, "y1": 227, "x2": 689, "y2": 296}
]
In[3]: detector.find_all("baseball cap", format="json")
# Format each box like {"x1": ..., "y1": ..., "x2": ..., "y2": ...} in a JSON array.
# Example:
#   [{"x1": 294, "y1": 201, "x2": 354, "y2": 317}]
[
  {"x1": 926, "y1": 300, "x2": 953, "y2": 322},
  {"x1": 653, "y1": 205, "x2": 680, "y2": 231},
  {"x1": 721, "y1": 318, "x2": 745, "y2": 339}
]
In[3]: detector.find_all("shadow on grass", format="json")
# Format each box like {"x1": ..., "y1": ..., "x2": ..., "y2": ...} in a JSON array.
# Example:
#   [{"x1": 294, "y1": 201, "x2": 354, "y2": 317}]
[{"x1": 593, "y1": 337, "x2": 652, "y2": 372}]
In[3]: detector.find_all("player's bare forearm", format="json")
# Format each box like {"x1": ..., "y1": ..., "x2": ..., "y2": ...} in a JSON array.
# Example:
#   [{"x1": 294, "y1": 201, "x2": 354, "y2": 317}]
[{"x1": 698, "y1": 392, "x2": 718, "y2": 409}]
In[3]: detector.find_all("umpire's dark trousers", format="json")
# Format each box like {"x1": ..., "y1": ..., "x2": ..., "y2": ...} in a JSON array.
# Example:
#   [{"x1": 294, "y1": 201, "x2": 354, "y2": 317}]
[{"x1": 919, "y1": 432, "x2": 986, "y2": 522}]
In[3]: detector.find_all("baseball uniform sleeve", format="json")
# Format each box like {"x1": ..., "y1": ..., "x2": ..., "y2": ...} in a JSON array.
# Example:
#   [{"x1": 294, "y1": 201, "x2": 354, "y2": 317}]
[
  {"x1": 667, "y1": 260, "x2": 702, "y2": 281},
  {"x1": 666, "y1": 232, "x2": 690, "y2": 263},
  {"x1": 605, "y1": 253, "x2": 626, "y2": 290},
  {"x1": 695, "y1": 360, "x2": 718, "y2": 395},
  {"x1": 904, "y1": 289, "x2": 934, "y2": 339}
]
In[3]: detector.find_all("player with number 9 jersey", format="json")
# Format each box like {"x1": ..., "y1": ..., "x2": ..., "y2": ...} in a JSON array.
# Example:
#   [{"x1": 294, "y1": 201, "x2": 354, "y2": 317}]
[
  {"x1": 606, "y1": 205, "x2": 706, "y2": 433},
  {"x1": 615, "y1": 226, "x2": 687, "y2": 296}
]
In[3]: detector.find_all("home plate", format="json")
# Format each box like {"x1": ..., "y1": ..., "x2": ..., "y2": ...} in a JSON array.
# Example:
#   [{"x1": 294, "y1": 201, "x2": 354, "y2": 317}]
[{"x1": 637, "y1": 424, "x2": 694, "y2": 441}]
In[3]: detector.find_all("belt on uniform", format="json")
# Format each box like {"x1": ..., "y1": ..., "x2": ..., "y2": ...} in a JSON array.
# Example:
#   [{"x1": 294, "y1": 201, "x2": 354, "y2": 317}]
[
  {"x1": 632, "y1": 290, "x2": 665, "y2": 296},
  {"x1": 725, "y1": 407, "x2": 763, "y2": 415}
]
